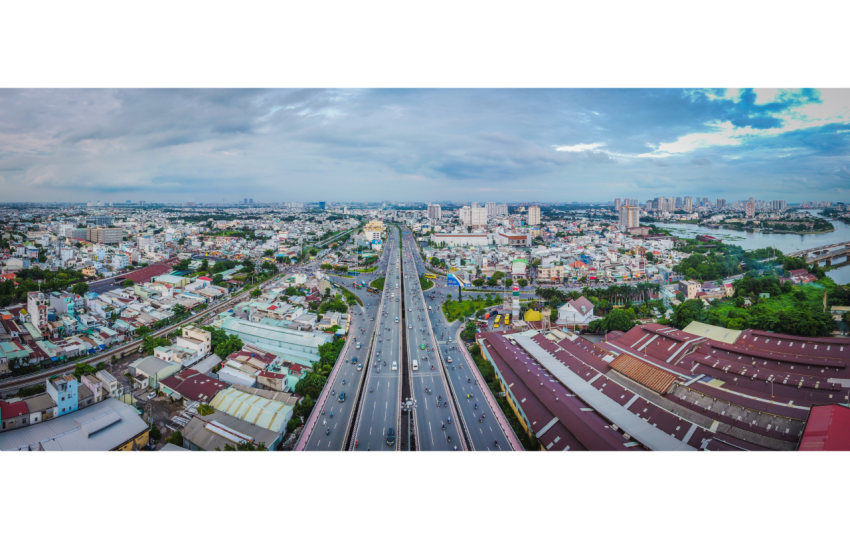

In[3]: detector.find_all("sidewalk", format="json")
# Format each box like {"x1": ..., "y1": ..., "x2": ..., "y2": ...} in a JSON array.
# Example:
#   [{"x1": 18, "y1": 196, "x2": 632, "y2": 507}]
[{"x1": 455, "y1": 326, "x2": 524, "y2": 451}]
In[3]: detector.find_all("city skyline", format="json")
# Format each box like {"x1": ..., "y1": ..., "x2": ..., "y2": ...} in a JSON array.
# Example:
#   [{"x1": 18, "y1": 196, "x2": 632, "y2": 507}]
[{"x1": 0, "y1": 88, "x2": 848, "y2": 203}]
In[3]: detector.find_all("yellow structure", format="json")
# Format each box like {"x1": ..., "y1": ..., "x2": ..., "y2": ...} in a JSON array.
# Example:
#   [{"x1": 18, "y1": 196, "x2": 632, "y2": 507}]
[
  {"x1": 523, "y1": 309, "x2": 542, "y2": 322},
  {"x1": 115, "y1": 429, "x2": 150, "y2": 451}
]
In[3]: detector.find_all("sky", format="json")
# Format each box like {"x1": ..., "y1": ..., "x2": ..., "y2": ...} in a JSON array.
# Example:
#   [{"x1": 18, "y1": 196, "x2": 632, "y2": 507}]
[{"x1": 0, "y1": 88, "x2": 848, "y2": 204}]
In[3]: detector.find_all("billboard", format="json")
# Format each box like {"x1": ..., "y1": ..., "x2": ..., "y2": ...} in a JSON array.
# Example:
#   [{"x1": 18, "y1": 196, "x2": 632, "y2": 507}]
[{"x1": 446, "y1": 273, "x2": 466, "y2": 288}]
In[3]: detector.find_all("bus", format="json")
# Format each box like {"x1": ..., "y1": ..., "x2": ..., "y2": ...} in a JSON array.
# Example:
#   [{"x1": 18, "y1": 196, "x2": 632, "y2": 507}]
[
  {"x1": 423, "y1": 273, "x2": 437, "y2": 280},
  {"x1": 412, "y1": 360, "x2": 419, "y2": 371},
  {"x1": 366, "y1": 286, "x2": 379, "y2": 294},
  {"x1": 495, "y1": 314, "x2": 502, "y2": 325}
]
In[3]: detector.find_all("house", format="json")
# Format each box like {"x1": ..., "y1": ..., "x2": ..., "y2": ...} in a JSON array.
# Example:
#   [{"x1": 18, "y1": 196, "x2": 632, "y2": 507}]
[
  {"x1": 96, "y1": 370, "x2": 124, "y2": 399},
  {"x1": 23, "y1": 393, "x2": 56, "y2": 425},
  {"x1": 46, "y1": 374, "x2": 79, "y2": 417},
  {"x1": 158, "y1": 369, "x2": 228, "y2": 403},
  {"x1": 0, "y1": 400, "x2": 30, "y2": 431},
  {"x1": 557, "y1": 296, "x2": 596, "y2": 326},
  {"x1": 678, "y1": 279, "x2": 702, "y2": 300},
  {"x1": 128, "y1": 356, "x2": 181, "y2": 390}
]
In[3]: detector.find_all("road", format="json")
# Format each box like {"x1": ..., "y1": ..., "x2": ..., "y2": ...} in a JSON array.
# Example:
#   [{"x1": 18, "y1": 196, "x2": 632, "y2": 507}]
[
  {"x1": 401, "y1": 234, "x2": 464, "y2": 451},
  {"x1": 351, "y1": 227, "x2": 403, "y2": 451},
  {"x1": 301, "y1": 243, "x2": 392, "y2": 450},
  {"x1": 403, "y1": 227, "x2": 511, "y2": 451}
]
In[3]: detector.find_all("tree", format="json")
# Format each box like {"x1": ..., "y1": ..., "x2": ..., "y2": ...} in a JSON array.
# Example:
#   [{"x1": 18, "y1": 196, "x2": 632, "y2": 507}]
[
  {"x1": 172, "y1": 304, "x2": 188, "y2": 318},
  {"x1": 263, "y1": 249, "x2": 275, "y2": 257},
  {"x1": 149, "y1": 424, "x2": 162, "y2": 443},
  {"x1": 141, "y1": 334, "x2": 169, "y2": 355},
  {"x1": 645, "y1": 251, "x2": 655, "y2": 262},
  {"x1": 250, "y1": 288, "x2": 262, "y2": 298},
  {"x1": 136, "y1": 326, "x2": 152, "y2": 338},
  {"x1": 219, "y1": 441, "x2": 267, "y2": 451},
  {"x1": 166, "y1": 430, "x2": 184, "y2": 447},
  {"x1": 198, "y1": 403, "x2": 215, "y2": 416},
  {"x1": 675, "y1": 291, "x2": 685, "y2": 301},
  {"x1": 214, "y1": 334, "x2": 244, "y2": 358},
  {"x1": 505, "y1": 278, "x2": 513, "y2": 288},
  {"x1": 173, "y1": 259, "x2": 191, "y2": 271},
  {"x1": 671, "y1": 299, "x2": 705, "y2": 329},
  {"x1": 72, "y1": 282, "x2": 89, "y2": 296},
  {"x1": 518, "y1": 279, "x2": 528, "y2": 288},
  {"x1": 122, "y1": 279, "x2": 135, "y2": 288},
  {"x1": 461, "y1": 321, "x2": 477, "y2": 340},
  {"x1": 199, "y1": 259, "x2": 209, "y2": 272}
]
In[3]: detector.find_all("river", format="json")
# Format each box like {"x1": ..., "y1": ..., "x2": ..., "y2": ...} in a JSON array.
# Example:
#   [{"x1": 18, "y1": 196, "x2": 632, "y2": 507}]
[{"x1": 659, "y1": 209, "x2": 850, "y2": 284}]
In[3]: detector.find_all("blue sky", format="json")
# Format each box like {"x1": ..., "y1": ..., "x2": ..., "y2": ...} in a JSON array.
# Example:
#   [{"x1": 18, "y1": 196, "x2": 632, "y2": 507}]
[{"x1": 0, "y1": 88, "x2": 848, "y2": 203}]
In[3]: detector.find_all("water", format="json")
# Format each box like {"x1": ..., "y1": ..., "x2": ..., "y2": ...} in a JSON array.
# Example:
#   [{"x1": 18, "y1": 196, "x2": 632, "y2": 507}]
[{"x1": 659, "y1": 209, "x2": 850, "y2": 284}]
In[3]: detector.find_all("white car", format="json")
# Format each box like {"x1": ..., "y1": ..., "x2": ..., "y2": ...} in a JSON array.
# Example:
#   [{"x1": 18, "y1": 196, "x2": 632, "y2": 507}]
[
  {"x1": 147, "y1": 391, "x2": 157, "y2": 399},
  {"x1": 392, "y1": 361, "x2": 398, "y2": 371}
]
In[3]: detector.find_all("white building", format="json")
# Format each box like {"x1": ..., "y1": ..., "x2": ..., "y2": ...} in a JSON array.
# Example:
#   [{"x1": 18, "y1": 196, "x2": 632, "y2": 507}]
[
  {"x1": 528, "y1": 205, "x2": 540, "y2": 226},
  {"x1": 557, "y1": 296, "x2": 597, "y2": 326},
  {"x1": 619, "y1": 206, "x2": 639, "y2": 228},
  {"x1": 427, "y1": 204, "x2": 442, "y2": 220},
  {"x1": 459, "y1": 205, "x2": 487, "y2": 227}
]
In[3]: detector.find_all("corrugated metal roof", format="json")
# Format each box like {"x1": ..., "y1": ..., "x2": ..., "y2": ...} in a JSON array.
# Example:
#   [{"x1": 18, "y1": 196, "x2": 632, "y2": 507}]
[
  {"x1": 0, "y1": 399, "x2": 148, "y2": 451},
  {"x1": 209, "y1": 387, "x2": 292, "y2": 432},
  {"x1": 799, "y1": 405, "x2": 850, "y2": 451},
  {"x1": 681, "y1": 321, "x2": 742, "y2": 345}
]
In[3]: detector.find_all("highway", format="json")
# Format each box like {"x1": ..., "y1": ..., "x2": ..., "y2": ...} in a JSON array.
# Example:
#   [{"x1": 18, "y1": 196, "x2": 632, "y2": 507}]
[
  {"x1": 295, "y1": 230, "x2": 396, "y2": 451},
  {"x1": 351, "y1": 227, "x2": 403, "y2": 451},
  {"x1": 401, "y1": 234, "x2": 464, "y2": 450},
  {"x1": 403, "y1": 228, "x2": 512, "y2": 451}
]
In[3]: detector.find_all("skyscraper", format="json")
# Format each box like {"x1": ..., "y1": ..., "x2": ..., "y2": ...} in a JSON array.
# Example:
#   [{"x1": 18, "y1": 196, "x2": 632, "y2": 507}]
[
  {"x1": 427, "y1": 203, "x2": 442, "y2": 220},
  {"x1": 684, "y1": 196, "x2": 693, "y2": 212},
  {"x1": 495, "y1": 203, "x2": 508, "y2": 217},
  {"x1": 459, "y1": 205, "x2": 487, "y2": 226},
  {"x1": 485, "y1": 202, "x2": 497, "y2": 217},
  {"x1": 716, "y1": 198, "x2": 726, "y2": 209},
  {"x1": 676, "y1": 197, "x2": 683, "y2": 209},
  {"x1": 620, "y1": 205, "x2": 639, "y2": 228},
  {"x1": 615, "y1": 198, "x2": 621, "y2": 211},
  {"x1": 528, "y1": 205, "x2": 541, "y2": 226},
  {"x1": 746, "y1": 197, "x2": 755, "y2": 219}
]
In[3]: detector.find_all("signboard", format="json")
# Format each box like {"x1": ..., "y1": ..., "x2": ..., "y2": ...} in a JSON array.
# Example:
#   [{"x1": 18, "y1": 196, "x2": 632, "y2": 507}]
[{"x1": 446, "y1": 273, "x2": 466, "y2": 288}]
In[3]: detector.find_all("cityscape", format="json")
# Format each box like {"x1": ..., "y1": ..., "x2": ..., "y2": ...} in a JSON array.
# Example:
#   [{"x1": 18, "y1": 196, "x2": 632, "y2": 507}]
[{"x1": 1, "y1": 88, "x2": 849, "y2": 454}]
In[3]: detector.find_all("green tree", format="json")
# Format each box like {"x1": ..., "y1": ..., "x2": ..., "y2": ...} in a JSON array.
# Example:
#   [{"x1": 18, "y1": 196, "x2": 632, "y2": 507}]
[
  {"x1": 263, "y1": 249, "x2": 274, "y2": 257},
  {"x1": 122, "y1": 279, "x2": 135, "y2": 288},
  {"x1": 671, "y1": 299, "x2": 705, "y2": 329},
  {"x1": 72, "y1": 282, "x2": 89, "y2": 296},
  {"x1": 675, "y1": 291, "x2": 685, "y2": 301},
  {"x1": 166, "y1": 430, "x2": 184, "y2": 447},
  {"x1": 198, "y1": 403, "x2": 215, "y2": 416},
  {"x1": 199, "y1": 259, "x2": 209, "y2": 272},
  {"x1": 219, "y1": 441, "x2": 267, "y2": 451},
  {"x1": 172, "y1": 304, "x2": 188, "y2": 318},
  {"x1": 149, "y1": 424, "x2": 162, "y2": 443},
  {"x1": 518, "y1": 279, "x2": 528, "y2": 288},
  {"x1": 250, "y1": 288, "x2": 262, "y2": 298},
  {"x1": 173, "y1": 259, "x2": 191, "y2": 271}
]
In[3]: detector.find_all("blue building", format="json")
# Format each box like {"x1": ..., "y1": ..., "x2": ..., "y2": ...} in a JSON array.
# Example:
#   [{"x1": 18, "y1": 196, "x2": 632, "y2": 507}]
[{"x1": 46, "y1": 374, "x2": 79, "y2": 416}]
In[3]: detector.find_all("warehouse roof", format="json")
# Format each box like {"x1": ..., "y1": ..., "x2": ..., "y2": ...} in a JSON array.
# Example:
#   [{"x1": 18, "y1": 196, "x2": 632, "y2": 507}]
[{"x1": 0, "y1": 399, "x2": 148, "y2": 451}]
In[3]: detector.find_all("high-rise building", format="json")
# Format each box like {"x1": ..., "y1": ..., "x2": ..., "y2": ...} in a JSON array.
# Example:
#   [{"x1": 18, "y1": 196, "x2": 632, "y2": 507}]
[
  {"x1": 684, "y1": 196, "x2": 693, "y2": 212},
  {"x1": 249, "y1": 198, "x2": 253, "y2": 204},
  {"x1": 675, "y1": 197, "x2": 683, "y2": 209},
  {"x1": 495, "y1": 203, "x2": 508, "y2": 217},
  {"x1": 771, "y1": 200, "x2": 787, "y2": 211},
  {"x1": 459, "y1": 205, "x2": 487, "y2": 227},
  {"x1": 528, "y1": 205, "x2": 541, "y2": 226},
  {"x1": 319, "y1": 201, "x2": 326, "y2": 210},
  {"x1": 716, "y1": 198, "x2": 726, "y2": 209},
  {"x1": 746, "y1": 197, "x2": 755, "y2": 219},
  {"x1": 615, "y1": 198, "x2": 621, "y2": 211},
  {"x1": 620, "y1": 205, "x2": 639, "y2": 228},
  {"x1": 427, "y1": 203, "x2": 442, "y2": 220},
  {"x1": 28, "y1": 292, "x2": 49, "y2": 333},
  {"x1": 86, "y1": 227, "x2": 122, "y2": 244},
  {"x1": 86, "y1": 216, "x2": 113, "y2": 227},
  {"x1": 485, "y1": 202, "x2": 497, "y2": 217}
]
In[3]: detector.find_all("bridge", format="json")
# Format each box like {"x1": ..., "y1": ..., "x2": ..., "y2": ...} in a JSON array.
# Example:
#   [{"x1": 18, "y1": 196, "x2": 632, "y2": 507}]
[{"x1": 787, "y1": 242, "x2": 850, "y2": 265}]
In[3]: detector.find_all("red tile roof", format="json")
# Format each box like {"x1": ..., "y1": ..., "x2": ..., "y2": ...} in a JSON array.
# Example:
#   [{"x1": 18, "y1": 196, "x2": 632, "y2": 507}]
[{"x1": 610, "y1": 353, "x2": 678, "y2": 394}]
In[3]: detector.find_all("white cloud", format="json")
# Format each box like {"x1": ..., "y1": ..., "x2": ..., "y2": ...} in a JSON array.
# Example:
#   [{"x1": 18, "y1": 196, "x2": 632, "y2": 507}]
[
  {"x1": 555, "y1": 142, "x2": 605, "y2": 152},
  {"x1": 753, "y1": 88, "x2": 780, "y2": 105}
]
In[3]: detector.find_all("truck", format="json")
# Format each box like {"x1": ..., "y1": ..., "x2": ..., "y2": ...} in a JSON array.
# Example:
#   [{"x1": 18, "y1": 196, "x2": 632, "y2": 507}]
[{"x1": 361, "y1": 280, "x2": 366, "y2": 286}]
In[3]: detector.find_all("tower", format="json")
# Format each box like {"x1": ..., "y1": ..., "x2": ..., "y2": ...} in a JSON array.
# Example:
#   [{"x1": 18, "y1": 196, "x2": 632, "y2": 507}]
[
  {"x1": 541, "y1": 308, "x2": 551, "y2": 331},
  {"x1": 511, "y1": 284, "x2": 520, "y2": 319}
]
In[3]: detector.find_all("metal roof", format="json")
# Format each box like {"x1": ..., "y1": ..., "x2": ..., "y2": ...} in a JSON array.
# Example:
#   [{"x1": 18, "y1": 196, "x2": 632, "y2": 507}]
[
  {"x1": 681, "y1": 321, "x2": 742, "y2": 345},
  {"x1": 182, "y1": 409, "x2": 279, "y2": 451},
  {"x1": 0, "y1": 399, "x2": 148, "y2": 451},
  {"x1": 208, "y1": 387, "x2": 293, "y2": 433},
  {"x1": 512, "y1": 334, "x2": 696, "y2": 451}
]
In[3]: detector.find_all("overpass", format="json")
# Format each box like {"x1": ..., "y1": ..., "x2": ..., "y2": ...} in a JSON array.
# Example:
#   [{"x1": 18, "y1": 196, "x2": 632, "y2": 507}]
[{"x1": 787, "y1": 242, "x2": 850, "y2": 265}]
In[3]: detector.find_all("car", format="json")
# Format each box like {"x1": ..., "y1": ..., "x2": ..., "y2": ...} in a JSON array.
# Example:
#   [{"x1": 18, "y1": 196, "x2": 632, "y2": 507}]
[
  {"x1": 386, "y1": 427, "x2": 396, "y2": 446},
  {"x1": 446, "y1": 356, "x2": 452, "y2": 363},
  {"x1": 409, "y1": 324, "x2": 413, "y2": 329},
  {"x1": 352, "y1": 356, "x2": 357, "y2": 364},
  {"x1": 392, "y1": 361, "x2": 398, "y2": 371},
  {"x1": 338, "y1": 392, "x2": 346, "y2": 402},
  {"x1": 147, "y1": 391, "x2": 157, "y2": 399},
  {"x1": 395, "y1": 317, "x2": 399, "y2": 323},
  {"x1": 357, "y1": 363, "x2": 362, "y2": 371}
]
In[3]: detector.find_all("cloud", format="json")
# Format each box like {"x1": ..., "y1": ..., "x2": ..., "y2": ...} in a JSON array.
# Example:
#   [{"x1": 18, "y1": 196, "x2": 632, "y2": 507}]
[
  {"x1": 0, "y1": 88, "x2": 848, "y2": 202},
  {"x1": 837, "y1": 166, "x2": 850, "y2": 180}
]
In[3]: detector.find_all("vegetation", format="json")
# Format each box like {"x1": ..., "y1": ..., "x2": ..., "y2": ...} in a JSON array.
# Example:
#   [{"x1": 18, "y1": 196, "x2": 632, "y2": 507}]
[
  {"x1": 338, "y1": 286, "x2": 363, "y2": 307},
  {"x1": 218, "y1": 441, "x2": 267, "y2": 451},
  {"x1": 420, "y1": 276, "x2": 434, "y2": 291},
  {"x1": 197, "y1": 403, "x2": 215, "y2": 416},
  {"x1": 587, "y1": 309, "x2": 636, "y2": 333},
  {"x1": 165, "y1": 430, "x2": 184, "y2": 447},
  {"x1": 467, "y1": 343, "x2": 538, "y2": 451},
  {"x1": 669, "y1": 274, "x2": 841, "y2": 337},
  {"x1": 443, "y1": 294, "x2": 501, "y2": 322},
  {"x1": 371, "y1": 277, "x2": 385, "y2": 291},
  {"x1": 0, "y1": 267, "x2": 88, "y2": 307},
  {"x1": 201, "y1": 325, "x2": 244, "y2": 357},
  {"x1": 460, "y1": 321, "x2": 478, "y2": 340}
]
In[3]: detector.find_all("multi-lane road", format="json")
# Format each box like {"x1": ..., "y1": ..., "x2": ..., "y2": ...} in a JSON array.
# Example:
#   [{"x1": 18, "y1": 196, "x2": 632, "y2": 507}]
[
  {"x1": 301, "y1": 231, "x2": 396, "y2": 450},
  {"x1": 402, "y1": 227, "x2": 511, "y2": 451},
  {"x1": 299, "y1": 224, "x2": 517, "y2": 451},
  {"x1": 352, "y1": 227, "x2": 403, "y2": 451},
  {"x1": 401, "y1": 235, "x2": 464, "y2": 450}
]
